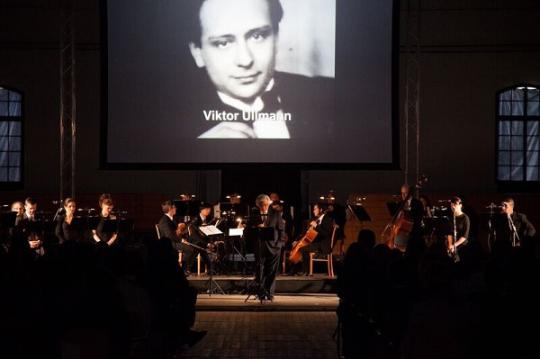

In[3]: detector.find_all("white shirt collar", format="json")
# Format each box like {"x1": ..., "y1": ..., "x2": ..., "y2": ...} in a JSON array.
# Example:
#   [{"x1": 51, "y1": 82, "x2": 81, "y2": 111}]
[
  {"x1": 165, "y1": 213, "x2": 174, "y2": 221},
  {"x1": 216, "y1": 79, "x2": 275, "y2": 113}
]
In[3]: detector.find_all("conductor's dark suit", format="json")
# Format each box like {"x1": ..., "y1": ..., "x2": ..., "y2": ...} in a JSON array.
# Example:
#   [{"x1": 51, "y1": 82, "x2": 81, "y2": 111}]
[{"x1": 247, "y1": 207, "x2": 285, "y2": 297}]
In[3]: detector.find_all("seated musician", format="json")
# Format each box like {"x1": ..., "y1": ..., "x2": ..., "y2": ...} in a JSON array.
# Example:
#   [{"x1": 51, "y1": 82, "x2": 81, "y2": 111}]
[
  {"x1": 92, "y1": 194, "x2": 118, "y2": 246},
  {"x1": 295, "y1": 202, "x2": 334, "y2": 275},
  {"x1": 186, "y1": 202, "x2": 213, "y2": 273},
  {"x1": 15, "y1": 197, "x2": 45, "y2": 257},
  {"x1": 157, "y1": 200, "x2": 194, "y2": 273},
  {"x1": 55, "y1": 197, "x2": 82, "y2": 244}
]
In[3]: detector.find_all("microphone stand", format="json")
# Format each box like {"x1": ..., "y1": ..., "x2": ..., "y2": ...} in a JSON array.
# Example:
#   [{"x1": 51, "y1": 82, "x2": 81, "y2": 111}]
[{"x1": 508, "y1": 214, "x2": 521, "y2": 247}]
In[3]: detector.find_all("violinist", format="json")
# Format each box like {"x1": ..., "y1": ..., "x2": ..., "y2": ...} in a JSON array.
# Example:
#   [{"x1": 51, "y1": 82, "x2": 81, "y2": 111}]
[
  {"x1": 294, "y1": 203, "x2": 334, "y2": 275},
  {"x1": 447, "y1": 197, "x2": 470, "y2": 262},
  {"x1": 92, "y1": 194, "x2": 118, "y2": 246}
]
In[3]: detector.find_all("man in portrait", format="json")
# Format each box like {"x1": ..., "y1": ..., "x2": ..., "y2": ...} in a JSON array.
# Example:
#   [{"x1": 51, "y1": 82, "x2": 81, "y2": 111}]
[{"x1": 184, "y1": 0, "x2": 335, "y2": 139}]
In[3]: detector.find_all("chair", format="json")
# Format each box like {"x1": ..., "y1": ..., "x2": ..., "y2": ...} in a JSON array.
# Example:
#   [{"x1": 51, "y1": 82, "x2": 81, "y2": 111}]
[{"x1": 309, "y1": 224, "x2": 338, "y2": 277}]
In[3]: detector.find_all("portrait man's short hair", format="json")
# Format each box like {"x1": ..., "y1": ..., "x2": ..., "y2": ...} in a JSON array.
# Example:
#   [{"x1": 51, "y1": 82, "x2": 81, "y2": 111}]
[{"x1": 184, "y1": 0, "x2": 284, "y2": 47}]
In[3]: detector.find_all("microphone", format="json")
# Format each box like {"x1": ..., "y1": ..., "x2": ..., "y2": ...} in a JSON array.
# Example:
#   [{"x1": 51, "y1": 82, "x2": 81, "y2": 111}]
[
  {"x1": 485, "y1": 203, "x2": 502, "y2": 209},
  {"x1": 438, "y1": 199, "x2": 451, "y2": 203}
]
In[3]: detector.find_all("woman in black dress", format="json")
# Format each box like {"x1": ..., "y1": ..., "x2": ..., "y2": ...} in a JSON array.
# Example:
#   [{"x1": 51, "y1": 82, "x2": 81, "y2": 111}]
[
  {"x1": 55, "y1": 198, "x2": 81, "y2": 244},
  {"x1": 92, "y1": 194, "x2": 118, "y2": 246}
]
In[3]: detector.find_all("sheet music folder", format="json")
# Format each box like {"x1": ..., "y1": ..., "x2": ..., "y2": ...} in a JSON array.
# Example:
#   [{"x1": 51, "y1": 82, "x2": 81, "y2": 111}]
[
  {"x1": 199, "y1": 225, "x2": 223, "y2": 236},
  {"x1": 348, "y1": 204, "x2": 371, "y2": 222}
]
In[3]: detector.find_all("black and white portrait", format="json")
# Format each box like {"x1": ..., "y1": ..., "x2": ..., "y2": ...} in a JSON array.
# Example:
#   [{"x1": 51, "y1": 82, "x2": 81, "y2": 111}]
[{"x1": 105, "y1": 0, "x2": 395, "y2": 164}]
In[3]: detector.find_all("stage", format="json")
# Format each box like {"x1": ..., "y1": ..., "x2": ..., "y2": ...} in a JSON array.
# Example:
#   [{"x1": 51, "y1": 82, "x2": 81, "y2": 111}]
[
  {"x1": 195, "y1": 293, "x2": 339, "y2": 312},
  {"x1": 188, "y1": 274, "x2": 337, "y2": 295}
]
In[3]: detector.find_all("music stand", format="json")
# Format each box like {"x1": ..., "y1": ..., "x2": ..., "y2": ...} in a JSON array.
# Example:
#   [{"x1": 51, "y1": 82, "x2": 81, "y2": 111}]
[
  {"x1": 195, "y1": 226, "x2": 226, "y2": 296},
  {"x1": 227, "y1": 227, "x2": 251, "y2": 276},
  {"x1": 244, "y1": 226, "x2": 274, "y2": 303},
  {"x1": 205, "y1": 254, "x2": 226, "y2": 296},
  {"x1": 348, "y1": 204, "x2": 371, "y2": 222}
]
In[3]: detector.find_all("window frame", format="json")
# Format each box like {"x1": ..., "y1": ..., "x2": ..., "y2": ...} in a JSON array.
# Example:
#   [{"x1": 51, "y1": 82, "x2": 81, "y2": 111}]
[
  {"x1": 0, "y1": 85, "x2": 24, "y2": 190},
  {"x1": 496, "y1": 84, "x2": 540, "y2": 191}
]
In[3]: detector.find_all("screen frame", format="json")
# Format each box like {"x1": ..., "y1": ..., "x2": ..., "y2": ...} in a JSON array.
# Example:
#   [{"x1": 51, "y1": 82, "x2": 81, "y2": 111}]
[{"x1": 99, "y1": 0, "x2": 400, "y2": 170}]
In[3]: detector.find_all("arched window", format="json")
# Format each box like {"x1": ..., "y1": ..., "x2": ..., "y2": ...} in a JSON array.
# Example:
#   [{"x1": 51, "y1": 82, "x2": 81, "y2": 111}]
[
  {"x1": 0, "y1": 86, "x2": 23, "y2": 185},
  {"x1": 497, "y1": 85, "x2": 540, "y2": 182}
]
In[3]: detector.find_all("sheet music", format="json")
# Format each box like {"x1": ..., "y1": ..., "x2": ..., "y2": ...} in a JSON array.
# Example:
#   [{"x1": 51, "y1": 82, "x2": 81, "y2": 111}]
[
  {"x1": 228, "y1": 228, "x2": 244, "y2": 237},
  {"x1": 199, "y1": 225, "x2": 223, "y2": 236}
]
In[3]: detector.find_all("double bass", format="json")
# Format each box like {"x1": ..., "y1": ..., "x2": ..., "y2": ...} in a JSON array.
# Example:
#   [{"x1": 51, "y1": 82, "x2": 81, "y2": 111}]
[{"x1": 382, "y1": 176, "x2": 427, "y2": 252}]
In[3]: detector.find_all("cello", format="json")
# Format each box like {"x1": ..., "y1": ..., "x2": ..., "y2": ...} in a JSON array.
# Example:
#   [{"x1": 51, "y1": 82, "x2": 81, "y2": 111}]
[
  {"x1": 288, "y1": 207, "x2": 329, "y2": 264},
  {"x1": 288, "y1": 225, "x2": 318, "y2": 264}
]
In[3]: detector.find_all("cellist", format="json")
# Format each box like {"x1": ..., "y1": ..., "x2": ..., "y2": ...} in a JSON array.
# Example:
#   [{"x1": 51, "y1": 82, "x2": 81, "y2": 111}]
[{"x1": 291, "y1": 203, "x2": 334, "y2": 275}]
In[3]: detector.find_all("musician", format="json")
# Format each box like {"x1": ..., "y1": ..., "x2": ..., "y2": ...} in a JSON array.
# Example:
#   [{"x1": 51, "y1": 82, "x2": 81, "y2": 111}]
[
  {"x1": 157, "y1": 200, "x2": 194, "y2": 272},
  {"x1": 92, "y1": 194, "x2": 118, "y2": 246},
  {"x1": 247, "y1": 194, "x2": 285, "y2": 300},
  {"x1": 398, "y1": 184, "x2": 424, "y2": 254},
  {"x1": 447, "y1": 197, "x2": 470, "y2": 261},
  {"x1": 269, "y1": 192, "x2": 293, "y2": 240},
  {"x1": 186, "y1": 202, "x2": 213, "y2": 272},
  {"x1": 55, "y1": 198, "x2": 81, "y2": 244},
  {"x1": 11, "y1": 201, "x2": 24, "y2": 217},
  {"x1": 15, "y1": 197, "x2": 45, "y2": 257},
  {"x1": 495, "y1": 197, "x2": 536, "y2": 248},
  {"x1": 418, "y1": 195, "x2": 433, "y2": 219},
  {"x1": 296, "y1": 203, "x2": 334, "y2": 274}
]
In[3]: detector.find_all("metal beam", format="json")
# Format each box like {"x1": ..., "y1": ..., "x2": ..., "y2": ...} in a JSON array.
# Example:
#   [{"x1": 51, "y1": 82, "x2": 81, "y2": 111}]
[{"x1": 59, "y1": 0, "x2": 76, "y2": 199}]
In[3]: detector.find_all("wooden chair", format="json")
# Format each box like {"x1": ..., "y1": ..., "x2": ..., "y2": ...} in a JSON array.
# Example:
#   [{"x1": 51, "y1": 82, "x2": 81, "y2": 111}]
[{"x1": 309, "y1": 224, "x2": 338, "y2": 277}]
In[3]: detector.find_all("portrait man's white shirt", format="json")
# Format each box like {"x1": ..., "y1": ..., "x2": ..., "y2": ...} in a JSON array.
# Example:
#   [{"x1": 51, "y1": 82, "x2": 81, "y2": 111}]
[{"x1": 198, "y1": 79, "x2": 290, "y2": 139}]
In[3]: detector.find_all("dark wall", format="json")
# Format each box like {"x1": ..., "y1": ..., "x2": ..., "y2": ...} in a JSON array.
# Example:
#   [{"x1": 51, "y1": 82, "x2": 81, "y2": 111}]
[{"x1": 1, "y1": 0, "x2": 539, "y2": 205}]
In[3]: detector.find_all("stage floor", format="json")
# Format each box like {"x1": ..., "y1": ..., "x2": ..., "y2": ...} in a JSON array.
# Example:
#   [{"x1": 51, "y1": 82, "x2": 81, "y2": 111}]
[
  {"x1": 188, "y1": 274, "x2": 337, "y2": 294},
  {"x1": 196, "y1": 293, "x2": 339, "y2": 311},
  {"x1": 181, "y1": 311, "x2": 339, "y2": 358}
]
